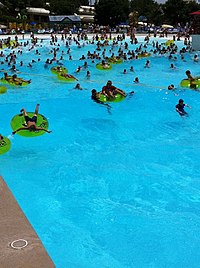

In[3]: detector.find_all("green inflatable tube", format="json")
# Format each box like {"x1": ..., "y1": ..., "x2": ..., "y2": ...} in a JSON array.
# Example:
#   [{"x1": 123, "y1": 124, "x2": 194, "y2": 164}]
[
  {"x1": 57, "y1": 74, "x2": 77, "y2": 82},
  {"x1": 180, "y1": 79, "x2": 200, "y2": 89},
  {"x1": 0, "y1": 136, "x2": 11, "y2": 155},
  {"x1": 51, "y1": 66, "x2": 68, "y2": 75},
  {"x1": 1, "y1": 78, "x2": 29, "y2": 87},
  {"x1": 165, "y1": 40, "x2": 174, "y2": 46},
  {"x1": 138, "y1": 53, "x2": 151, "y2": 59},
  {"x1": 1, "y1": 41, "x2": 18, "y2": 49},
  {"x1": 108, "y1": 58, "x2": 123, "y2": 64},
  {"x1": 96, "y1": 63, "x2": 112, "y2": 70},
  {"x1": 11, "y1": 113, "x2": 49, "y2": 138},
  {"x1": 99, "y1": 93, "x2": 125, "y2": 103},
  {"x1": 0, "y1": 85, "x2": 7, "y2": 94}
]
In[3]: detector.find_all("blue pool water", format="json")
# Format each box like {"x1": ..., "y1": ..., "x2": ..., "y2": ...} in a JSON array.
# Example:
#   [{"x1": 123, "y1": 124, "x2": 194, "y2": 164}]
[{"x1": 1, "y1": 36, "x2": 200, "y2": 267}]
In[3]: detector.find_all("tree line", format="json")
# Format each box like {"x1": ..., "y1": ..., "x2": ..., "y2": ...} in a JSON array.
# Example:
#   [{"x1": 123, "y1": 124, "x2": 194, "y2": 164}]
[
  {"x1": 95, "y1": 0, "x2": 200, "y2": 27},
  {"x1": 0, "y1": 0, "x2": 199, "y2": 26}
]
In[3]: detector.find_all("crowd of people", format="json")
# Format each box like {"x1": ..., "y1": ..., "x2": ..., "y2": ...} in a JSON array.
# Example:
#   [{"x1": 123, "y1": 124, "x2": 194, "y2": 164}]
[{"x1": 0, "y1": 30, "x2": 199, "y2": 143}]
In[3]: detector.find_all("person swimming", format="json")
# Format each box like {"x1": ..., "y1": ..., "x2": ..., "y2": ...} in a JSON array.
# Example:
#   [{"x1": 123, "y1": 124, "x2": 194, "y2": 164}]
[
  {"x1": 74, "y1": 83, "x2": 82, "y2": 90},
  {"x1": 123, "y1": 69, "x2": 127, "y2": 74},
  {"x1": 91, "y1": 89, "x2": 112, "y2": 113},
  {"x1": 185, "y1": 70, "x2": 194, "y2": 81},
  {"x1": 168, "y1": 84, "x2": 175, "y2": 90},
  {"x1": 175, "y1": 99, "x2": 191, "y2": 116},
  {"x1": 134, "y1": 77, "x2": 139, "y2": 83},
  {"x1": 144, "y1": 60, "x2": 150, "y2": 68}
]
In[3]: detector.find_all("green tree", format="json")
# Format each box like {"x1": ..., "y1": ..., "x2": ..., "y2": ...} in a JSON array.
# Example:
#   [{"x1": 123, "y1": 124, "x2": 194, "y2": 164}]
[
  {"x1": 130, "y1": 0, "x2": 163, "y2": 25},
  {"x1": 49, "y1": 0, "x2": 88, "y2": 15},
  {"x1": 163, "y1": 0, "x2": 200, "y2": 25},
  {"x1": 95, "y1": 0, "x2": 130, "y2": 26},
  {"x1": 29, "y1": 0, "x2": 46, "y2": 8}
]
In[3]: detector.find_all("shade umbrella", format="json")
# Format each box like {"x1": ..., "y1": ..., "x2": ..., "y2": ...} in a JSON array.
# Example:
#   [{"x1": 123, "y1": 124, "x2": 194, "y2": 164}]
[
  {"x1": 162, "y1": 24, "x2": 174, "y2": 28},
  {"x1": 190, "y1": 11, "x2": 200, "y2": 15}
]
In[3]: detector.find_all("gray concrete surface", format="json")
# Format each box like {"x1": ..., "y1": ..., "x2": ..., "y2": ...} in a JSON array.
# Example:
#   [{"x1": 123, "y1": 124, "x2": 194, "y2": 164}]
[{"x1": 0, "y1": 176, "x2": 55, "y2": 268}]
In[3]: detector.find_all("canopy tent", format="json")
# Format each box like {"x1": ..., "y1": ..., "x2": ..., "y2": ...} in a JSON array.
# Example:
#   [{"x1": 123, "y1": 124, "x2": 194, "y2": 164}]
[
  {"x1": 26, "y1": 7, "x2": 50, "y2": 16},
  {"x1": 162, "y1": 24, "x2": 174, "y2": 28},
  {"x1": 79, "y1": 15, "x2": 94, "y2": 22},
  {"x1": 49, "y1": 15, "x2": 81, "y2": 24}
]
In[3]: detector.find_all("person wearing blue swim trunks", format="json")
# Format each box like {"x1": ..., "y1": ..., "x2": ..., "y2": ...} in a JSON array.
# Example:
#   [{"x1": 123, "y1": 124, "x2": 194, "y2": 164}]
[
  {"x1": 12, "y1": 104, "x2": 52, "y2": 134},
  {"x1": 176, "y1": 99, "x2": 191, "y2": 116}
]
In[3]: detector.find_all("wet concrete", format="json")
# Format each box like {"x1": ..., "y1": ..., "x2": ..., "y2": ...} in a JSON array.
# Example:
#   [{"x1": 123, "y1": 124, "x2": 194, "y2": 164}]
[{"x1": 0, "y1": 176, "x2": 55, "y2": 268}]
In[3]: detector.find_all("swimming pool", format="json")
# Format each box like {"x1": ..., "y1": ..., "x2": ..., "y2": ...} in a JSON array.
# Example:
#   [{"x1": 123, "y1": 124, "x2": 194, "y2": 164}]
[{"x1": 1, "y1": 35, "x2": 200, "y2": 267}]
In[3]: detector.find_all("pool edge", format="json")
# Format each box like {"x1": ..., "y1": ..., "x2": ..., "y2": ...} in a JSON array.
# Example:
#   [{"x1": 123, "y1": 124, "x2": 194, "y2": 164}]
[{"x1": 0, "y1": 176, "x2": 55, "y2": 268}]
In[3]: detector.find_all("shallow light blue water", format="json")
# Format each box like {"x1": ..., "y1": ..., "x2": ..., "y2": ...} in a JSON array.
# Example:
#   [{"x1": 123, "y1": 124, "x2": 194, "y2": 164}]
[{"x1": 1, "y1": 36, "x2": 200, "y2": 268}]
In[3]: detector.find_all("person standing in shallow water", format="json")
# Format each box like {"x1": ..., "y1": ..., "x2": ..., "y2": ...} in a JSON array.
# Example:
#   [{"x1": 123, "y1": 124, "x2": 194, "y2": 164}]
[{"x1": 176, "y1": 99, "x2": 191, "y2": 116}]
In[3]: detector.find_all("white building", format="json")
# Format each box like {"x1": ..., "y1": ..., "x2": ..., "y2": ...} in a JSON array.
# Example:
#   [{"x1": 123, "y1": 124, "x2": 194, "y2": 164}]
[{"x1": 78, "y1": 5, "x2": 95, "y2": 22}]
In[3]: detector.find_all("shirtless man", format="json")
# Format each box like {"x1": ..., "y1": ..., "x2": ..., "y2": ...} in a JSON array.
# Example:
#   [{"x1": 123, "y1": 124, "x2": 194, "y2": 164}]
[
  {"x1": 102, "y1": 80, "x2": 126, "y2": 99},
  {"x1": 185, "y1": 70, "x2": 194, "y2": 81},
  {"x1": 12, "y1": 104, "x2": 52, "y2": 134}
]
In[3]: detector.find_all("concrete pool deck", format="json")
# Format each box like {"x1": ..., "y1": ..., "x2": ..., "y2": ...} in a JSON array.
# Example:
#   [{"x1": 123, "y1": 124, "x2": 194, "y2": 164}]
[{"x1": 0, "y1": 176, "x2": 55, "y2": 267}]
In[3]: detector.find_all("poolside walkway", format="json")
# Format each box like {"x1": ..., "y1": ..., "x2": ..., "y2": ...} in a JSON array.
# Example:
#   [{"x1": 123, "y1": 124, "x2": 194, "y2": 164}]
[{"x1": 0, "y1": 176, "x2": 55, "y2": 268}]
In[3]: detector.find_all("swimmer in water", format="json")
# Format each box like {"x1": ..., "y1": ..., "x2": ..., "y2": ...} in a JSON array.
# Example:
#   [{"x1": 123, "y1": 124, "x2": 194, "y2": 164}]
[
  {"x1": 175, "y1": 99, "x2": 191, "y2": 116},
  {"x1": 144, "y1": 60, "x2": 150, "y2": 68},
  {"x1": 86, "y1": 70, "x2": 91, "y2": 78},
  {"x1": 168, "y1": 84, "x2": 175, "y2": 90},
  {"x1": 134, "y1": 77, "x2": 139, "y2": 83},
  {"x1": 194, "y1": 54, "x2": 199, "y2": 62},
  {"x1": 0, "y1": 134, "x2": 3, "y2": 140},
  {"x1": 185, "y1": 70, "x2": 194, "y2": 81},
  {"x1": 74, "y1": 83, "x2": 82, "y2": 90},
  {"x1": 91, "y1": 89, "x2": 112, "y2": 114},
  {"x1": 123, "y1": 69, "x2": 127, "y2": 74}
]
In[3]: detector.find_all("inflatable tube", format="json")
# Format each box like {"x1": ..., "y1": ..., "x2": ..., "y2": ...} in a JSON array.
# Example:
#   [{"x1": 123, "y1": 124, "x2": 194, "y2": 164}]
[
  {"x1": 0, "y1": 85, "x2": 7, "y2": 94},
  {"x1": 0, "y1": 136, "x2": 11, "y2": 155},
  {"x1": 96, "y1": 63, "x2": 112, "y2": 70},
  {"x1": 1, "y1": 78, "x2": 30, "y2": 87},
  {"x1": 1, "y1": 41, "x2": 18, "y2": 49},
  {"x1": 108, "y1": 58, "x2": 123, "y2": 64},
  {"x1": 51, "y1": 66, "x2": 68, "y2": 75},
  {"x1": 138, "y1": 53, "x2": 151, "y2": 59},
  {"x1": 165, "y1": 40, "x2": 174, "y2": 46},
  {"x1": 99, "y1": 93, "x2": 125, "y2": 103},
  {"x1": 57, "y1": 74, "x2": 77, "y2": 82},
  {"x1": 10, "y1": 113, "x2": 49, "y2": 137},
  {"x1": 180, "y1": 79, "x2": 200, "y2": 89}
]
